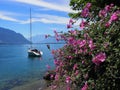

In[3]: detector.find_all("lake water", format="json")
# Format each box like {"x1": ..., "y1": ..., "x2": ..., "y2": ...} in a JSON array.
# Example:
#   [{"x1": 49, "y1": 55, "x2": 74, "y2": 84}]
[{"x1": 0, "y1": 44, "x2": 64, "y2": 90}]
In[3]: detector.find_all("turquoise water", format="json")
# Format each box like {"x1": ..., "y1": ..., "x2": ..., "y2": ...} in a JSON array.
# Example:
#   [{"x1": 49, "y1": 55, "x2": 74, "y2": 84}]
[{"x1": 0, "y1": 44, "x2": 63, "y2": 90}]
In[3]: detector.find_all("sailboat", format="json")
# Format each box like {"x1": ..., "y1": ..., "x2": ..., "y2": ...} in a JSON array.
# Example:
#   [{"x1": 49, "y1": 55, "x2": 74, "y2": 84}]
[{"x1": 28, "y1": 8, "x2": 43, "y2": 57}]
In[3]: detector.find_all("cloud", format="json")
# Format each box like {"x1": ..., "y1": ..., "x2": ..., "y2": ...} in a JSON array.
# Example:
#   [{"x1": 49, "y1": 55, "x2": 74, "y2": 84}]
[
  {"x1": 0, "y1": 11, "x2": 21, "y2": 22},
  {"x1": 13, "y1": 0, "x2": 74, "y2": 13},
  {"x1": 20, "y1": 14, "x2": 70, "y2": 24},
  {"x1": 0, "y1": 11, "x2": 70, "y2": 25}
]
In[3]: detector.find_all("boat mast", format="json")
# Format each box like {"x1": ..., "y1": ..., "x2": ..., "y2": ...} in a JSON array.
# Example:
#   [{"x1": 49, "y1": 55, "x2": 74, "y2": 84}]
[{"x1": 30, "y1": 8, "x2": 32, "y2": 48}]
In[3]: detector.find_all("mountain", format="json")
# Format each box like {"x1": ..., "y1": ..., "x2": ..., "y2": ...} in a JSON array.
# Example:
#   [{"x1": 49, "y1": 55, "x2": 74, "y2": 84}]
[
  {"x1": 0, "y1": 27, "x2": 30, "y2": 44},
  {"x1": 32, "y1": 35, "x2": 65, "y2": 44}
]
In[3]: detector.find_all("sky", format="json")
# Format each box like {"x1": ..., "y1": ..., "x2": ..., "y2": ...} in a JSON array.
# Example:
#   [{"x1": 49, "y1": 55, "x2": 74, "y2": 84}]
[{"x1": 0, "y1": 0, "x2": 74, "y2": 38}]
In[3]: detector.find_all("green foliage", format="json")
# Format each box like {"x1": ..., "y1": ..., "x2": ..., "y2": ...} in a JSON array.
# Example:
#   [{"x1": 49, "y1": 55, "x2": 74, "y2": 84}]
[{"x1": 69, "y1": 0, "x2": 120, "y2": 19}]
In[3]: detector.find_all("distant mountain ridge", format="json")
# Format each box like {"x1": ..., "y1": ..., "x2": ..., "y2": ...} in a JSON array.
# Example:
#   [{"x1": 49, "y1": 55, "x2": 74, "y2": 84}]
[
  {"x1": 32, "y1": 35, "x2": 65, "y2": 44},
  {"x1": 0, "y1": 27, "x2": 30, "y2": 44}
]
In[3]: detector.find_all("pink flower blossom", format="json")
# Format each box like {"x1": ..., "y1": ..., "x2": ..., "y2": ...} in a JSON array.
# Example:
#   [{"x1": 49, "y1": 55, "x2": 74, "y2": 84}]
[
  {"x1": 99, "y1": 10, "x2": 106, "y2": 17},
  {"x1": 81, "y1": 8, "x2": 89, "y2": 18},
  {"x1": 82, "y1": 60, "x2": 85, "y2": 64},
  {"x1": 45, "y1": 35, "x2": 48, "y2": 38},
  {"x1": 68, "y1": 55, "x2": 73, "y2": 59},
  {"x1": 55, "y1": 74, "x2": 59, "y2": 81},
  {"x1": 88, "y1": 39, "x2": 95, "y2": 50},
  {"x1": 84, "y1": 33, "x2": 89, "y2": 38},
  {"x1": 50, "y1": 74, "x2": 54, "y2": 79},
  {"x1": 110, "y1": 12, "x2": 118, "y2": 22},
  {"x1": 105, "y1": 5, "x2": 111, "y2": 12},
  {"x1": 67, "y1": 86, "x2": 71, "y2": 90},
  {"x1": 85, "y1": 3, "x2": 92, "y2": 9},
  {"x1": 66, "y1": 76, "x2": 71, "y2": 83},
  {"x1": 73, "y1": 64, "x2": 78, "y2": 70},
  {"x1": 78, "y1": 40, "x2": 86, "y2": 47},
  {"x1": 69, "y1": 19, "x2": 74, "y2": 24},
  {"x1": 54, "y1": 59, "x2": 59, "y2": 65},
  {"x1": 46, "y1": 64, "x2": 51, "y2": 69},
  {"x1": 81, "y1": 3, "x2": 91, "y2": 18},
  {"x1": 67, "y1": 37, "x2": 75, "y2": 44},
  {"x1": 75, "y1": 70, "x2": 79, "y2": 76},
  {"x1": 60, "y1": 61, "x2": 63, "y2": 66},
  {"x1": 67, "y1": 24, "x2": 72, "y2": 29},
  {"x1": 92, "y1": 52, "x2": 106, "y2": 65},
  {"x1": 105, "y1": 22, "x2": 111, "y2": 28},
  {"x1": 55, "y1": 66, "x2": 59, "y2": 72},
  {"x1": 54, "y1": 30, "x2": 60, "y2": 41},
  {"x1": 51, "y1": 85, "x2": 57, "y2": 90},
  {"x1": 110, "y1": 3, "x2": 114, "y2": 7},
  {"x1": 54, "y1": 30, "x2": 58, "y2": 37},
  {"x1": 81, "y1": 82, "x2": 88, "y2": 90},
  {"x1": 80, "y1": 20, "x2": 88, "y2": 29},
  {"x1": 69, "y1": 30, "x2": 77, "y2": 35},
  {"x1": 51, "y1": 49, "x2": 56, "y2": 54}
]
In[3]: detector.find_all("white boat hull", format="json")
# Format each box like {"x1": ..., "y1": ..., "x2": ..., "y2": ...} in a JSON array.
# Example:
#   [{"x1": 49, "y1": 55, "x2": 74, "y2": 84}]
[{"x1": 28, "y1": 49, "x2": 43, "y2": 57}]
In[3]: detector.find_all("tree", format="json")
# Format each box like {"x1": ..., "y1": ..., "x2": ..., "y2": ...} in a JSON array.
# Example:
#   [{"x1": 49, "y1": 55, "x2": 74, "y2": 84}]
[
  {"x1": 69, "y1": 0, "x2": 120, "y2": 19},
  {"x1": 50, "y1": 3, "x2": 120, "y2": 90}
]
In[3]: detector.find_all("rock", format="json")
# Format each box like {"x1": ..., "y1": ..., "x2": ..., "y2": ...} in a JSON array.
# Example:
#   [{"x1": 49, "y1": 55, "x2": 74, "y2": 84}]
[{"x1": 43, "y1": 70, "x2": 56, "y2": 81}]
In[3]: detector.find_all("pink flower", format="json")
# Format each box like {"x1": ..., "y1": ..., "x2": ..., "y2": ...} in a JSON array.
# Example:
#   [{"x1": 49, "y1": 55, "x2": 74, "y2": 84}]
[
  {"x1": 99, "y1": 10, "x2": 106, "y2": 17},
  {"x1": 69, "y1": 19, "x2": 74, "y2": 24},
  {"x1": 84, "y1": 33, "x2": 89, "y2": 38},
  {"x1": 69, "y1": 30, "x2": 77, "y2": 35},
  {"x1": 78, "y1": 40, "x2": 86, "y2": 47},
  {"x1": 50, "y1": 74, "x2": 54, "y2": 79},
  {"x1": 67, "y1": 86, "x2": 71, "y2": 90},
  {"x1": 81, "y1": 8, "x2": 89, "y2": 18},
  {"x1": 110, "y1": 12, "x2": 118, "y2": 22},
  {"x1": 80, "y1": 20, "x2": 88, "y2": 29},
  {"x1": 54, "y1": 59, "x2": 59, "y2": 65},
  {"x1": 51, "y1": 85, "x2": 57, "y2": 90},
  {"x1": 66, "y1": 76, "x2": 71, "y2": 83},
  {"x1": 59, "y1": 61, "x2": 63, "y2": 66},
  {"x1": 105, "y1": 22, "x2": 111, "y2": 28},
  {"x1": 75, "y1": 70, "x2": 79, "y2": 76},
  {"x1": 85, "y1": 3, "x2": 92, "y2": 9},
  {"x1": 88, "y1": 39, "x2": 95, "y2": 50},
  {"x1": 54, "y1": 30, "x2": 58, "y2": 36},
  {"x1": 110, "y1": 3, "x2": 114, "y2": 7},
  {"x1": 67, "y1": 37, "x2": 75, "y2": 44},
  {"x1": 92, "y1": 52, "x2": 106, "y2": 65},
  {"x1": 105, "y1": 5, "x2": 111, "y2": 12},
  {"x1": 68, "y1": 55, "x2": 73, "y2": 59},
  {"x1": 81, "y1": 82, "x2": 88, "y2": 90},
  {"x1": 55, "y1": 74, "x2": 59, "y2": 81},
  {"x1": 55, "y1": 66, "x2": 59, "y2": 72},
  {"x1": 73, "y1": 64, "x2": 78, "y2": 70},
  {"x1": 51, "y1": 49, "x2": 56, "y2": 54},
  {"x1": 45, "y1": 35, "x2": 48, "y2": 38},
  {"x1": 82, "y1": 60, "x2": 85, "y2": 64},
  {"x1": 46, "y1": 64, "x2": 51, "y2": 69},
  {"x1": 67, "y1": 24, "x2": 72, "y2": 29}
]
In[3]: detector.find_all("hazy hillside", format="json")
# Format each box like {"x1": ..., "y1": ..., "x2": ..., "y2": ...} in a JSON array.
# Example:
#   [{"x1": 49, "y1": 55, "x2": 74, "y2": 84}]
[
  {"x1": 32, "y1": 35, "x2": 65, "y2": 44},
  {"x1": 0, "y1": 27, "x2": 30, "y2": 44}
]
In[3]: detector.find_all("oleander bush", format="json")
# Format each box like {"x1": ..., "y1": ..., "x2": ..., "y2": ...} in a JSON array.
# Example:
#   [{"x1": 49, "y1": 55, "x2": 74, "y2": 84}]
[{"x1": 51, "y1": 3, "x2": 120, "y2": 90}]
